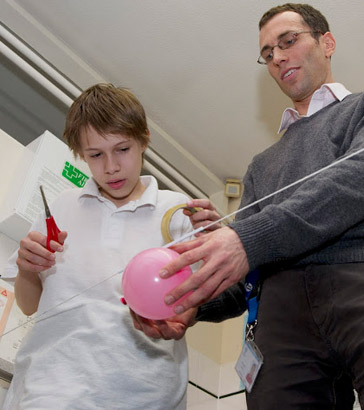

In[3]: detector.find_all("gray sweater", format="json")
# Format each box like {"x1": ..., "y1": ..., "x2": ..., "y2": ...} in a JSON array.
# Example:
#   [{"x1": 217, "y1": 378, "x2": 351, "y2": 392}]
[{"x1": 197, "y1": 92, "x2": 364, "y2": 322}]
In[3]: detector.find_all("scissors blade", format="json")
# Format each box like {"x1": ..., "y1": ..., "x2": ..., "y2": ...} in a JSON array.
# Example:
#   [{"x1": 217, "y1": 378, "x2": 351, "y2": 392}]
[{"x1": 40, "y1": 185, "x2": 51, "y2": 218}]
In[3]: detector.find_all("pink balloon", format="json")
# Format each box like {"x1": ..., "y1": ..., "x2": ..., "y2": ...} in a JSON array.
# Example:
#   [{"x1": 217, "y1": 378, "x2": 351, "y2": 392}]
[{"x1": 121, "y1": 247, "x2": 193, "y2": 320}]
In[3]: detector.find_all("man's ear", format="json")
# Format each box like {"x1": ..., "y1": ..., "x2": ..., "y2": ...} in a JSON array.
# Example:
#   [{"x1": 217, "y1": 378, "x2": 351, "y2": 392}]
[{"x1": 322, "y1": 32, "x2": 336, "y2": 58}]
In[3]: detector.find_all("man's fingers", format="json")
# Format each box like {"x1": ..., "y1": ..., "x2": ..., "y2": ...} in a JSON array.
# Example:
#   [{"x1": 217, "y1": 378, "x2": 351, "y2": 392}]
[
  {"x1": 169, "y1": 265, "x2": 234, "y2": 314},
  {"x1": 163, "y1": 257, "x2": 221, "y2": 310},
  {"x1": 169, "y1": 235, "x2": 205, "y2": 254},
  {"x1": 160, "y1": 227, "x2": 249, "y2": 315},
  {"x1": 161, "y1": 237, "x2": 207, "y2": 279},
  {"x1": 190, "y1": 221, "x2": 221, "y2": 231}
]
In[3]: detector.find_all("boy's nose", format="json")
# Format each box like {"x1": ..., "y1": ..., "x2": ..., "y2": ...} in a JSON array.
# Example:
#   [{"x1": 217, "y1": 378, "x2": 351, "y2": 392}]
[{"x1": 105, "y1": 155, "x2": 120, "y2": 173}]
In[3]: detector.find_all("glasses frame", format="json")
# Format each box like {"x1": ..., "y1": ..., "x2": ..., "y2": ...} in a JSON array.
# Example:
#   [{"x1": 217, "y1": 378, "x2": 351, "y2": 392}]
[{"x1": 257, "y1": 31, "x2": 321, "y2": 65}]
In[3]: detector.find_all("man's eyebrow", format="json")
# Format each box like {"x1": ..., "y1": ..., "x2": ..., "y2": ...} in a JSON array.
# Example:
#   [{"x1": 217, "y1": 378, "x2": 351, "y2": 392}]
[
  {"x1": 260, "y1": 44, "x2": 271, "y2": 54},
  {"x1": 260, "y1": 30, "x2": 292, "y2": 54}
]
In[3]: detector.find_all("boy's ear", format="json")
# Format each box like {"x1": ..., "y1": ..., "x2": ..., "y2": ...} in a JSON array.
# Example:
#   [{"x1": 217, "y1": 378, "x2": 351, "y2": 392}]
[{"x1": 141, "y1": 129, "x2": 150, "y2": 152}]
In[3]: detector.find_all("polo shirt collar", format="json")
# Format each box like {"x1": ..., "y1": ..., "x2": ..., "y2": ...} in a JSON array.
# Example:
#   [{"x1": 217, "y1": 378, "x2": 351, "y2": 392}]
[
  {"x1": 79, "y1": 175, "x2": 158, "y2": 210},
  {"x1": 278, "y1": 83, "x2": 352, "y2": 133}
]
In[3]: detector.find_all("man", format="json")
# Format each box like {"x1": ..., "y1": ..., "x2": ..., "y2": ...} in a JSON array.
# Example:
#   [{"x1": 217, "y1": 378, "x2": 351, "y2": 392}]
[{"x1": 132, "y1": 4, "x2": 364, "y2": 409}]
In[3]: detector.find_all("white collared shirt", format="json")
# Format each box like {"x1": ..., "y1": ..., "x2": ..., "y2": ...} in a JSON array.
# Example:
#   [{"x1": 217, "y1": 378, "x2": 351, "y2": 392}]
[
  {"x1": 2, "y1": 175, "x2": 191, "y2": 410},
  {"x1": 278, "y1": 83, "x2": 352, "y2": 133}
]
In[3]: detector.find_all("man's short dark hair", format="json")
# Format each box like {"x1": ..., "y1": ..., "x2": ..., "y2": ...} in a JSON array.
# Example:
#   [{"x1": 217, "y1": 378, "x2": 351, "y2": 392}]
[{"x1": 259, "y1": 3, "x2": 330, "y2": 41}]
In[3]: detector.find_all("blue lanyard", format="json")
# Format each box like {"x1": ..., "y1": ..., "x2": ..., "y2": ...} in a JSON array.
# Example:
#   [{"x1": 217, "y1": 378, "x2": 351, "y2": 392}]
[{"x1": 244, "y1": 268, "x2": 260, "y2": 326}]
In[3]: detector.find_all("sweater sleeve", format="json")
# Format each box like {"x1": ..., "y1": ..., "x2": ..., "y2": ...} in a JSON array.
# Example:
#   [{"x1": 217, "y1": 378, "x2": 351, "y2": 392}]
[
  {"x1": 230, "y1": 94, "x2": 364, "y2": 270},
  {"x1": 196, "y1": 282, "x2": 246, "y2": 323}
]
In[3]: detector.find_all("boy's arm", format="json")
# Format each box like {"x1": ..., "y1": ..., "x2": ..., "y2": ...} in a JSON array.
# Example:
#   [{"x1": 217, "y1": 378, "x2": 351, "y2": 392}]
[
  {"x1": 15, "y1": 269, "x2": 43, "y2": 316},
  {"x1": 14, "y1": 230, "x2": 67, "y2": 316}
]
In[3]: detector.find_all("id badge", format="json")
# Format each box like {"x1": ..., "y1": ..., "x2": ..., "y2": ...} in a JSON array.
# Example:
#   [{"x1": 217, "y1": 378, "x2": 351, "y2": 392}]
[{"x1": 235, "y1": 340, "x2": 263, "y2": 393}]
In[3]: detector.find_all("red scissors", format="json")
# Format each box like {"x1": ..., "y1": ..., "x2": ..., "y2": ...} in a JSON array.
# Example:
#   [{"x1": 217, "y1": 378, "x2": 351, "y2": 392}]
[{"x1": 40, "y1": 185, "x2": 61, "y2": 252}]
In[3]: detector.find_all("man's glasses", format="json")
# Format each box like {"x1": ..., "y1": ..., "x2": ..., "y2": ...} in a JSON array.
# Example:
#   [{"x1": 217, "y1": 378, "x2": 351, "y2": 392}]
[{"x1": 257, "y1": 31, "x2": 321, "y2": 65}]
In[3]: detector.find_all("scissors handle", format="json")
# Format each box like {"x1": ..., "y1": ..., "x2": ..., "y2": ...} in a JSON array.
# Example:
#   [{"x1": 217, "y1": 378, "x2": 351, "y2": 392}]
[{"x1": 46, "y1": 216, "x2": 61, "y2": 253}]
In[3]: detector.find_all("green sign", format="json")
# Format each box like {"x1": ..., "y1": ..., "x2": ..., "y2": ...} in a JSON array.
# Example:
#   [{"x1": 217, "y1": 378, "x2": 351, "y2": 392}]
[{"x1": 62, "y1": 161, "x2": 89, "y2": 188}]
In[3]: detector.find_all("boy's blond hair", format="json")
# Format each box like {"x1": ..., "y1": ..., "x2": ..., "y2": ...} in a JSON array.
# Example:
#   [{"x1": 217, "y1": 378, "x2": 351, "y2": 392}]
[{"x1": 63, "y1": 83, "x2": 150, "y2": 157}]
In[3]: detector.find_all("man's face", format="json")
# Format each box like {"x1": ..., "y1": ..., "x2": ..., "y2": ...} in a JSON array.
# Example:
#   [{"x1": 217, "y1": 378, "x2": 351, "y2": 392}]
[{"x1": 259, "y1": 11, "x2": 335, "y2": 108}]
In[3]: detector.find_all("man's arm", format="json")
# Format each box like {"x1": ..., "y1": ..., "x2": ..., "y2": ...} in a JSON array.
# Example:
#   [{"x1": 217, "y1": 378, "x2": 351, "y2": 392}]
[
  {"x1": 160, "y1": 97, "x2": 364, "y2": 315},
  {"x1": 195, "y1": 281, "x2": 247, "y2": 322}
]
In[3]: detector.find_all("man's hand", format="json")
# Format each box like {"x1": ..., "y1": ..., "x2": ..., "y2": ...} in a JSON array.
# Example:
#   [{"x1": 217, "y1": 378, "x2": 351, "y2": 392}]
[
  {"x1": 161, "y1": 226, "x2": 249, "y2": 314},
  {"x1": 130, "y1": 307, "x2": 198, "y2": 340}
]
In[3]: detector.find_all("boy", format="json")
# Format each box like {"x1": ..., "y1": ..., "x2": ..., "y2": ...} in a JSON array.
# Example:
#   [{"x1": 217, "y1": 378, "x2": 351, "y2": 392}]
[{"x1": 2, "y1": 84, "x2": 194, "y2": 409}]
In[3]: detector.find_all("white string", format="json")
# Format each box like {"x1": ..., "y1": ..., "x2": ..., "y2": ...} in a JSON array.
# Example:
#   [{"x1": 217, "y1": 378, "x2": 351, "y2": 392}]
[
  {"x1": 0, "y1": 271, "x2": 120, "y2": 339},
  {"x1": 2, "y1": 146, "x2": 364, "y2": 339},
  {"x1": 167, "y1": 146, "x2": 364, "y2": 246}
]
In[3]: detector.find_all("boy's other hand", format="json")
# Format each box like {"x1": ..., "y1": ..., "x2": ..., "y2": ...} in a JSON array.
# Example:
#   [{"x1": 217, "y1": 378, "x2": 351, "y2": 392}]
[
  {"x1": 183, "y1": 199, "x2": 221, "y2": 234},
  {"x1": 130, "y1": 307, "x2": 198, "y2": 340}
]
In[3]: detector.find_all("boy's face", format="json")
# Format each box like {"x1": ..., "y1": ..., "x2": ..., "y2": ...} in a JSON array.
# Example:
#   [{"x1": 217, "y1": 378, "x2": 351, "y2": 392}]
[{"x1": 80, "y1": 126, "x2": 146, "y2": 207}]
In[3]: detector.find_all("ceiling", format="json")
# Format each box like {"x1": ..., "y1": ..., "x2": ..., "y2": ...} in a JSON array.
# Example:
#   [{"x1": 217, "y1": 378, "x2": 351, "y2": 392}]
[{"x1": 2, "y1": 0, "x2": 364, "y2": 202}]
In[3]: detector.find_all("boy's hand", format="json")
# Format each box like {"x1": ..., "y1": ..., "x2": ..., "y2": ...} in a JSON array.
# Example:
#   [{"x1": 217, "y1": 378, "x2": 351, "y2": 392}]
[
  {"x1": 130, "y1": 307, "x2": 198, "y2": 340},
  {"x1": 183, "y1": 199, "x2": 222, "y2": 234},
  {"x1": 17, "y1": 230, "x2": 67, "y2": 274},
  {"x1": 15, "y1": 230, "x2": 67, "y2": 316}
]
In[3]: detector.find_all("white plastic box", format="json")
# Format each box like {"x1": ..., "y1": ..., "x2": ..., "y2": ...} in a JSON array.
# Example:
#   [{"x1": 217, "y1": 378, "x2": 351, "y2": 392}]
[
  {"x1": 0, "y1": 129, "x2": 91, "y2": 377},
  {"x1": 0, "y1": 129, "x2": 90, "y2": 242}
]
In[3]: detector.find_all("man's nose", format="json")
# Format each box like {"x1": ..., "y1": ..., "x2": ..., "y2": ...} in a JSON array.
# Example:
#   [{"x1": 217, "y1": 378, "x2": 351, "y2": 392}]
[{"x1": 272, "y1": 46, "x2": 288, "y2": 65}]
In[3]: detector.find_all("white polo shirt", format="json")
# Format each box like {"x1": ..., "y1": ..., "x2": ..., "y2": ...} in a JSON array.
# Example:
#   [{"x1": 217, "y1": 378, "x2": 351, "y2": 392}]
[{"x1": 2, "y1": 176, "x2": 192, "y2": 410}]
